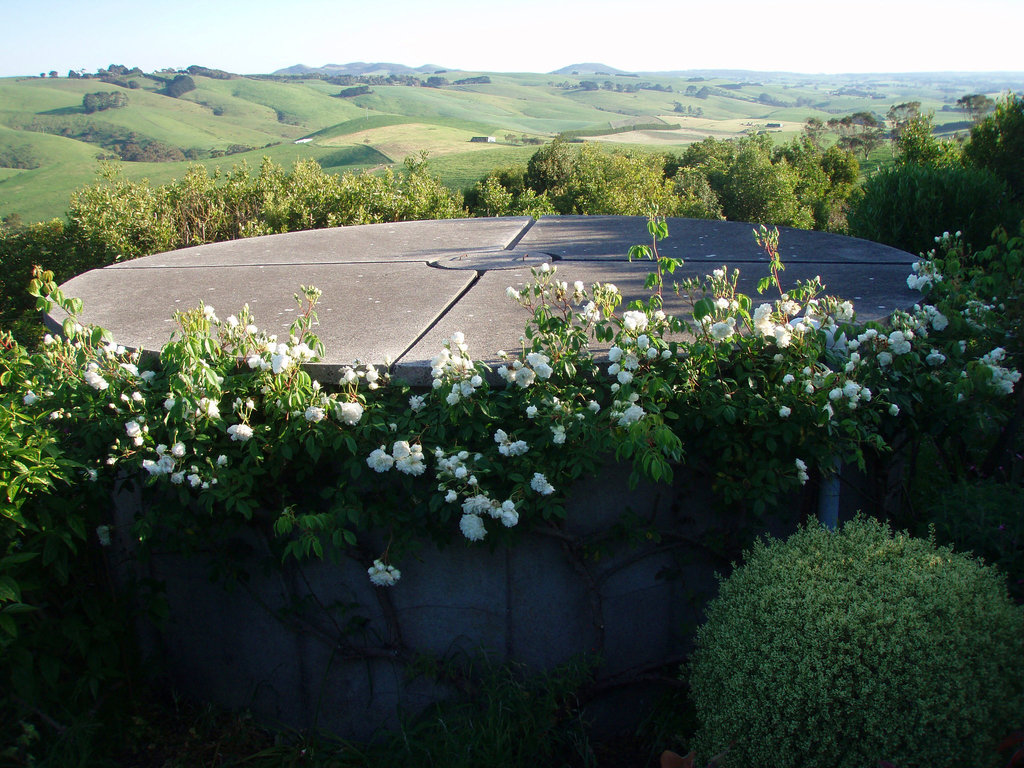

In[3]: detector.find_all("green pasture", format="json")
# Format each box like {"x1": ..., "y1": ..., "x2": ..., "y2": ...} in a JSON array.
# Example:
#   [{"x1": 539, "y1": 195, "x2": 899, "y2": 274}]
[
  {"x1": 427, "y1": 145, "x2": 540, "y2": 192},
  {"x1": 193, "y1": 77, "x2": 364, "y2": 129},
  {"x1": 318, "y1": 121, "x2": 486, "y2": 162},
  {"x1": 0, "y1": 123, "x2": 109, "y2": 221},
  {"x1": 307, "y1": 114, "x2": 419, "y2": 141},
  {"x1": 564, "y1": 87, "x2": 679, "y2": 117}
]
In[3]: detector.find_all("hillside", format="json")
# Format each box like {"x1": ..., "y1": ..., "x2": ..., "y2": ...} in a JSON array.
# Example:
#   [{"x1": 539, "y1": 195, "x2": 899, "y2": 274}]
[{"x1": 1, "y1": 66, "x2": 1019, "y2": 225}]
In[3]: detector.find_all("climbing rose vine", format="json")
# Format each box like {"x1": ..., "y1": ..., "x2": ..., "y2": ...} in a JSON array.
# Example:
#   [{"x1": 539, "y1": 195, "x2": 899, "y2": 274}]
[{"x1": 13, "y1": 223, "x2": 1020, "y2": 585}]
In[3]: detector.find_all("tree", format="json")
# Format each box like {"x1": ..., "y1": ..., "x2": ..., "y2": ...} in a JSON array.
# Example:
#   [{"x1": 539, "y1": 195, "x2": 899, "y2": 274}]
[
  {"x1": 964, "y1": 92, "x2": 1024, "y2": 201},
  {"x1": 525, "y1": 139, "x2": 578, "y2": 196},
  {"x1": 803, "y1": 117, "x2": 826, "y2": 146},
  {"x1": 957, "y1": 94, "x2": 996, "y2": 124},
  {"x1": 717, "y1": 141, "x2": 812, "y2": 227},
  {"x1": 82, "y1": 91, "x2": 128, "y2": 113},
  {"x1": 48, "y1": 70, "x2": 58, "y2": 78},
  {"x1": 336, "y1": 85, "x2": 370, "y2": 98},
  {"x1": 775, "y1": 136, "x2": 859, "y2": 230},
  {"x1": 893, "y1": 114, "x2": 962, "y2": 167},
  {"x1": 886, "y1": 101, "x2": 921, "y2": 150},
  {"x1": 673, "y1": 168, "x2": 723, "y2": 219},
  {"x1": 830, "y1": 112, "x2": 885, "y2": 160},
  {"x1": 165, "y1": 74, "x2": 196, "y2": 98},
  {"x1": 563, "y1": 145, "x2": 679, "y2": 216}
]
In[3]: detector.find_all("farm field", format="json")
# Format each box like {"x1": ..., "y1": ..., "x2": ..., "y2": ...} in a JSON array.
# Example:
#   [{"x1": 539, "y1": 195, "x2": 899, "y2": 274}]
[{"x1": 0, "y1": 65, "x2": 1018, "y2": 224}]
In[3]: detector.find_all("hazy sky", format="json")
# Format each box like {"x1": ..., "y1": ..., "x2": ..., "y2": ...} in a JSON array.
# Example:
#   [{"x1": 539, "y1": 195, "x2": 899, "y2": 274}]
[{"x1": 3, "y1": 0, "x2": 1022, "y2": 77}]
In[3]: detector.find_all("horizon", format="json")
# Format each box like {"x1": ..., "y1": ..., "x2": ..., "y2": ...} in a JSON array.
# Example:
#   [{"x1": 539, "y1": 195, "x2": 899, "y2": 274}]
[{"x1": 4, "y1": 0, "x2": 1024, "y2": 80}]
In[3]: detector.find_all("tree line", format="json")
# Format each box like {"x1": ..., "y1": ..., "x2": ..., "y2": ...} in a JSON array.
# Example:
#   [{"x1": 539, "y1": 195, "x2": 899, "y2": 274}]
[{"x1": 466, "y1": 132, "x2": 859, "y2": 232}]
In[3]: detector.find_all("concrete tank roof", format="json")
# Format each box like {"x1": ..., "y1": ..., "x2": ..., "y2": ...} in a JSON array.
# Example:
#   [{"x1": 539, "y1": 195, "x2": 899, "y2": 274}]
[{"x1": 50, "y1": 216, "x2": 919, "y2": 385}]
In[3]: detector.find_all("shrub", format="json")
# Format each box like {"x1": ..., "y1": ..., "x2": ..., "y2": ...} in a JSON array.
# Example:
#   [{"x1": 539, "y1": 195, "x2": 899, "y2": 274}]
[
  {"x1": 1, "y1": 328, "x2": 135, "y2": 761},
  {"x1": 910, "y1": 478, "x2": 1024, "y2": 602},
  {"x1": 0, "y1": 144, "x2": 40, "y2": 170},
  {"x1": 713, "y1": 143, "x2": 813, "y2": 228},
  {"x1": 82, "y1": 91, "x2": 128, "y2": 114},
  {"x1": 689, "y1": 516, "x2": 1024, "y2": 768},
  {"x1": 0, "y1": 219, "x2": 82, "y2": 342},
  {"x1": 848, "y1": 163, "x2": 1017, "y2": 254},
  {"x1": 674, "y1": 134, "x2": 858, "y2": 230},
  {"x1": 892, "y1": 113, "x2": 963, "y2": 168},
  {"x1": 164, "y1": 74, "x2": 196, "y2": 98},
  {"x1": 672, "y1": 168, "x2": 723, "y2": 220},
  {"x1": 964, "y1": 92, "x2": 1024, "y2": 202}
]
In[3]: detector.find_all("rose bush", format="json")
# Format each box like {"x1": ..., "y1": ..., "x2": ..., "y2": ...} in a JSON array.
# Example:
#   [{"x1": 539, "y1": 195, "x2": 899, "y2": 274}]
[{"x1": 7, "y1": 220, "x2": 1020, "y2": 589}]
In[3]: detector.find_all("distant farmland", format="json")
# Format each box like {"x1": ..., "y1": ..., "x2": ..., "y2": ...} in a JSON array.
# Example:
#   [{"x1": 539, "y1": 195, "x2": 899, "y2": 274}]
[{"x1": 0, "y1": 66, "x2": 1014, "y2": 224}]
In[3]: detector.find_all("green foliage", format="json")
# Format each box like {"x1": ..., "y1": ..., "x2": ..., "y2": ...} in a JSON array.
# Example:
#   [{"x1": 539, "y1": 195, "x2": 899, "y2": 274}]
[
  {"x1": 469, "y1": 169, "x2": 556, "y2": 217},
  {"x1": 912, "y1": 478, "x2": 1024, "y2": 602},
  {"x1": 673, "y1": 135, "x2": 859, "y2": 230},
  {"x1": 848, "y1": 163, "x2": 1017, "y2": 253},
  {"x1": 5, "y1": 218, "x2": 1024, "y2": 764},
  {"x1": 525, "y1": 139, "x2": 580, "y2": 200},
  {"x1": 186, "y1": 64, "x2": 236, "y2": 80},
  {"x1": 713, "y1": 141, "x2": 813, "y2": 228},
  {"x1": 164, "y1": 74, "x2": 196, "y2": 98},
  {"x1": 336, "y1": 85, "x2": 371, "y2": 98},
  {"x1": 562, "y1": 144, "x2": 680, "y2": 216},
  {"x1": 67, "y1": 162, "x2": 180, "y2": 260},
  {"x1": 964, "y1": 92, "x2": 1024, "y2": 202},
  {"x1": 0, "y1": 143, "x2": 41, "y2": 170},
  {"x1": 958, "y1": 93, "x2": 997, "y2": 124},
  {"x1": 493, "y1": 137, "x2": 859, "y2": 228},
  {"x1": 0, "y1": 316, "x2": 135, "y2": 761},
  {"x1": 690, "y1": 516, "x2": 1024, "y2": 768},
  {"x1": 896, "y1": 227, "x2": 1024, "y2": 491},
  {"x1": 115, "y1": 138, "x2": 185, "y2": 162},
  {"x1": 0, "y1": 218, "x2": 103, "y2": 344},
  {"x1": 81, "y1": 91, "x2": 128, "y2": 114},
  {"x1": 892, "y1": 113, "x2": 963, "y2": 168},
  {"x1": 779, "y1": 139, "x2": 860, "y2": 231},
  {"x1": 519, "y1": 141, "x2": 681, "y2": 216},
  {"x1": 828, "y1": 111, "x2": 886, "y2": 160},
  {"x1": 671, "y1": 168, "x2": 723, "y2": 220},
  {"x1": 381, "y1": 657, "x2": 596, "y2": 768}
]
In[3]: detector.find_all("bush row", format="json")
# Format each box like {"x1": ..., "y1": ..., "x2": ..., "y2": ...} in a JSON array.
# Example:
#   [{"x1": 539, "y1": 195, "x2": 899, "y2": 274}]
[{"x1": 0, "y1": 155, "x2": 464, "y2": 340}]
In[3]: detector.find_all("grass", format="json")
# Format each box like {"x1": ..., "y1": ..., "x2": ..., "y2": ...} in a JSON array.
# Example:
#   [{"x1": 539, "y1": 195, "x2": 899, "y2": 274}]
[
  {"x1": 320, "y1": 122, "x2": 514, "y2": 164},
  {"x1": 428, "y1": 146, "x2": 539, "y2": 191}
]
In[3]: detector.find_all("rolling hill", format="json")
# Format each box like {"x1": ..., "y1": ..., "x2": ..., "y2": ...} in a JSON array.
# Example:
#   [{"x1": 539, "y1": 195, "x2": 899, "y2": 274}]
[{"x1": 1, "y1": 65, "x2": 1019, "y2": 225}]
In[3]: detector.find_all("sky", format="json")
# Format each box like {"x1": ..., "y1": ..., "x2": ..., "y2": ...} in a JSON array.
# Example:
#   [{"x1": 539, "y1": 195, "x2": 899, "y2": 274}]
[{"x1": 2, "y1": 0, "x2": 1023, "y2": 78}]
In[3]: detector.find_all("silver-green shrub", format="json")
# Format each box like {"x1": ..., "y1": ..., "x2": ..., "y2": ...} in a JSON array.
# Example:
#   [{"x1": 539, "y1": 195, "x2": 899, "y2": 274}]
[{"x1": 690, "y1": 516, "x2": 1024, "y2": 768}]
